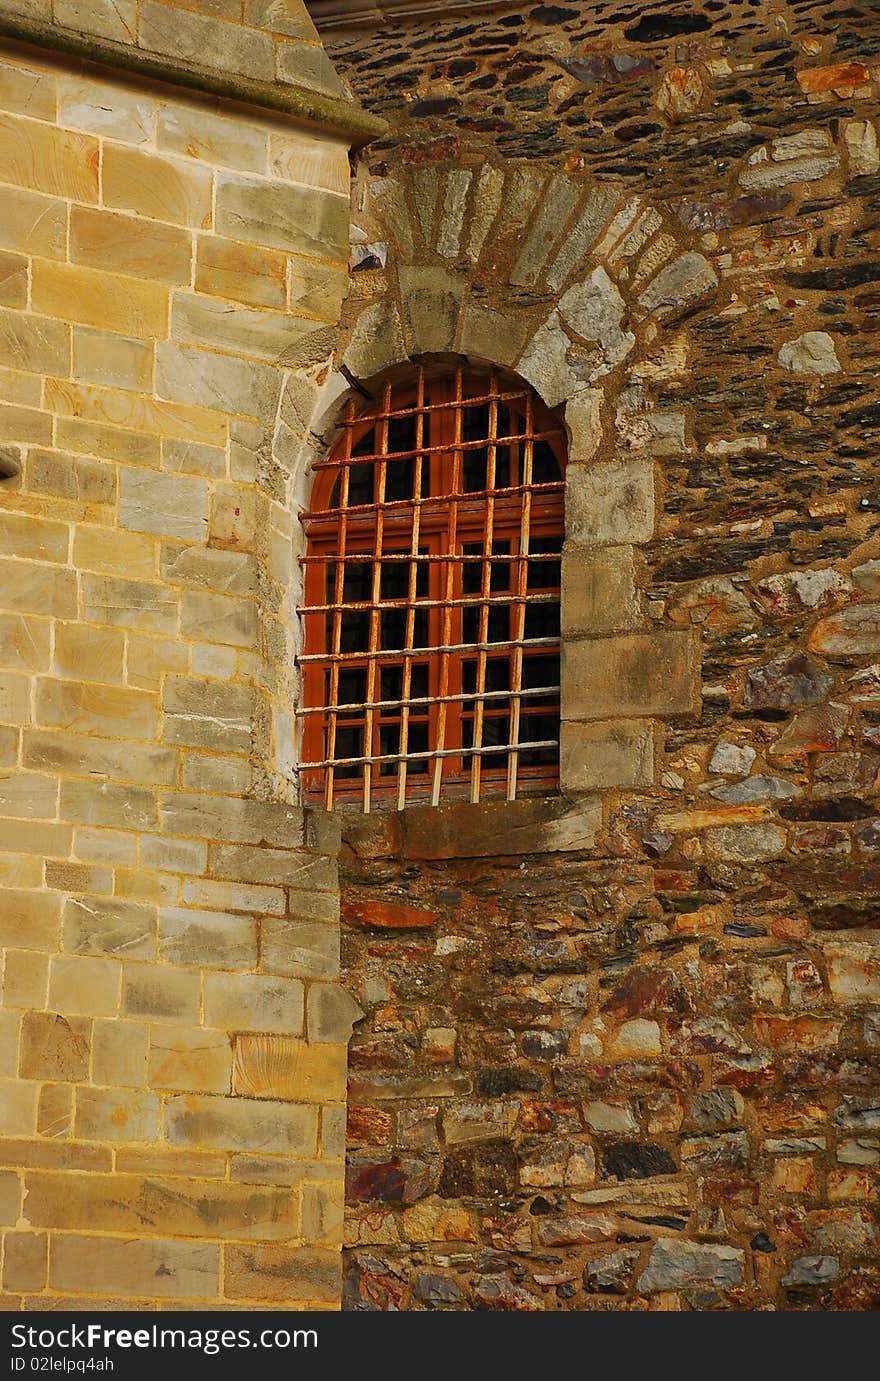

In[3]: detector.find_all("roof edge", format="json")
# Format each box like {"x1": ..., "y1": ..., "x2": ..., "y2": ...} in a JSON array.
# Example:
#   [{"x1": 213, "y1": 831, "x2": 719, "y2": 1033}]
[{"x1": 0, "y1": 13, "x2": 387, "y2": 149}]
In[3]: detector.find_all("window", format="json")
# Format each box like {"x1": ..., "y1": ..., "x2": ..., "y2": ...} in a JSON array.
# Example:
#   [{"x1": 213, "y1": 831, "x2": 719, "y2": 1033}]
[{"x1": 297, "y1": 363, "x2": 566, "y2": 811}]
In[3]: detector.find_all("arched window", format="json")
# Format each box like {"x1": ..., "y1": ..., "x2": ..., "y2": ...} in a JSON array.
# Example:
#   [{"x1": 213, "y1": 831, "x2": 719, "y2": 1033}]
[{"x1": 297, "y1": 363, "x2": 566, "y2": 811}]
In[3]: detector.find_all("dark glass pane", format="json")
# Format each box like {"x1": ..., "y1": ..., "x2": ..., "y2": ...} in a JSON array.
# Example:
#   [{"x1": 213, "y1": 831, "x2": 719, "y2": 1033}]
[
  {"x1": 408, "y1": 721, "x2": 429, "y2": 772},
  {"x1": 524, "y1": 601, "x2": 559, "y2": 640},
  {"x1": 385, "y1": 412, "x2": 417, "y2": 501},
  {"x1": 532, "y1": 438, "x2": 562, "y2": 484},
  {"x1": 380, "y1": 665, "x2": 403, "y2": 703},
  {"x1": 337, "y1": 668, "x2": 367, "y2": 710},
  {"x1": 334, "y1": 725, "x2": 363, "y2": 776},
  {"x1": 381, "y1": 607, "x2": 406, "y2": 649},
  {"x1": 379, "y1": 722, "x2": 400, "y2": 774},
  {"x1": 518, "y1": 711, "x2": 559, "y2": 767},
  {"x1": 410, "y1": 664, "x2": 429, "y2": 699}
]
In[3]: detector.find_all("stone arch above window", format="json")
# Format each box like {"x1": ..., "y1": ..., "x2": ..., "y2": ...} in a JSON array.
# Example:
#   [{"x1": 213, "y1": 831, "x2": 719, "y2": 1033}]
[{"x1": 285, "y1": 156, "x2": 717, "y2": 807}]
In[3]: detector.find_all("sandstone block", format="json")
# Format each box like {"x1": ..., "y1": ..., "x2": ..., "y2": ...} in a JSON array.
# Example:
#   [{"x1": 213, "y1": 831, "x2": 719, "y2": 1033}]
[
  {"x1": 103, "y1": 144, "x2": 213, "y2": 229},
  {"x1": 156, "y1": 342, "x2": 280, "y2": 420},
  {"x1": 195, "y1": 235, "x2": 286, "y2": 309},
  {"x1": 25, "y1": 1169, "x2": 296, "y2": 1241},
  {"x1": 139, "y1": 0, "x2": 275, "y2": 81},
  {"x1": 32, "y1": 261, "x2": 168, "y2": 340},
  {"x1": 560, "y1": 718, "x2": 655, "y2": 792},
  {"x1": 0, "y1": 1078, "x2": 37, "y2": 1136},
  {"x1": 216, "y1": 173, "x2": 347, "y2": 259},
  {"x1": 47, "y1": 378, "x2": 227, "y2": 448},
  {"x1": 81, "y1": 574, "x2": 178, "y2": 635},
  {"x1": 0, "y1": 560, "x2": 76, "y2": 618},
  {"x1": 164, "y1": 1094, "x2": 317, "y2": 1155},
  {"x1": 566, "y1": 459, "x2": 654, "y2": 547},
  {"x1": 0, "y1": 511, "x2": 68, "y2": 563},
  {"x1": 2, "y1": 1231, "x2": 46, "y2": 1292},
  {"x1": 0, "y1": 614, "x2": 50, "y2": 673},
  {"x1": 74, "y1": 1086, "x2": 159, "y2": 1143},
  {"x1": 158, "y1": 104, "x2": 267, "y2": 174},
  {"x1": 70, "y1": 205, "x2": 192, "y2": 285},
  {"x1": 223, "y1": 1243, "x2": 339, "y2": 1303},
  {"x1": 0, "y1": 111, "x2": 98, "y2": 202},
  {"x1": 123, "y1": 965, "x2": 200, "y2": 1023},
  {"x1": 24, "y1": 731, "x2": 175, "y2": 788},
  {"x1": 92, "y1": 1020, "x2": 148, "y2": 1088},
  {"x1": 204, "y1": 973, "x2": 304, "y2": 1035},
  {"x1": 562, "y1": 630, "x2": 698, "y2": 720},
  {"x1": 54, "y1": 624, "x2": 125, "y2": 683},
  {"x1": 48, "y1": 956, "x2": 120, "y2": 1017},
  {"x1": 58, "y1": 72, "x2": 152, "y2": 143},
  {"x1": 172, "y1": 292, "x2": 322, "y2": 363},
  {"x1": 261, "y1": 918, "x2": 339, "y2": 980},
  {"x1": 62, "y1": 895, "x2": 156, "y2": 960},
  {"x1": 118, "y1": 467, "x2": 209, "y2": 543},
  {"x1": 148, "y1": 1026, "x2": 232, "y2": 1095},
  {"x1": 0, "y1": 186, "x2": 66, "y2": 259},
  {"x1": 18, "y1": 1012, "x2": 90, "y2": 1083},
  {"x1": 0, "y1": 891, "x2": 62, "y2": 950},
  {"x1": 159, "y1": 907, "x2": 258, "y2": 969},
  {"x1": 180, "y1": 591, "x2": 257, "y2": 648},
  {"x1": 2, "y1": 950, "x2": 48, "y2": 1009},
  {"x1": 60, "y1": 781, "x2": 158, "y2": 833},
  {"x1": 233, "y1": 1034, "x2": 347, "y2": 1102},
  {"x1": 49, "y1": 1234, "x2": 219, "y2": 1300},
  {"x1": 307, "y1": 983, "x2": 363, "y2": 1043}
]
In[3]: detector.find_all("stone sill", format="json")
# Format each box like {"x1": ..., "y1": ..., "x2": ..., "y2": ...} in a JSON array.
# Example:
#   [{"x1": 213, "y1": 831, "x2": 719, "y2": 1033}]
[
  {"x1": 0, "y1": 16, "x2": 386, "y2": 149},
  {"x1": 332, "y1": 793, "x2": 603, "y2": 861}
]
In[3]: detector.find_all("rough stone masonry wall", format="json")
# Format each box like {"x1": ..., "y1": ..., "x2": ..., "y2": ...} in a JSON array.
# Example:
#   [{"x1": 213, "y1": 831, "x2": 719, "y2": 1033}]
[
  {"x1": 0, "y1": 4, "x2": 362, "y2": 1309},
  {"x1": 319, "y1": 0, "x2": 880, "y2": 1310}
]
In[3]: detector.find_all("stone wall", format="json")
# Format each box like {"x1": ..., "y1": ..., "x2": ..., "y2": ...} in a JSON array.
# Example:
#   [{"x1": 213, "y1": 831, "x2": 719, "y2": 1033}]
[
  {"x1": 314, "y1": 0, "x2": 880, "y2": 1311},
  {"x1": 0, "y1": 6, "x2": 364, "y2": 1309}
]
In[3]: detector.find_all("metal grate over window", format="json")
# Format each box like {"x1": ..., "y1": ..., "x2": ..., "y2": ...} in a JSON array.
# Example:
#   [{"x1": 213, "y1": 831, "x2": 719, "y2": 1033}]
[{"x1": 296, "y1": 364, "x2": 566, "y2": 812}]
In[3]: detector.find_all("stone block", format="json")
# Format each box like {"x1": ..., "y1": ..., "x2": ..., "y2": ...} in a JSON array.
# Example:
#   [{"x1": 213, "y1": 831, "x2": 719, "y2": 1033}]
[
  {"x1": 140, "y1": 0, "x2": 275, "y2": 81},
  {"x1": 38, "y1": 1083, "x2": 74, "y2": 1141},
  {"x1": 172, "y1": 292, "x2": 322, "y2": 363},
  {"x1": 159, "y1": 907, "x2": 258, "y2": 970},
  {"x1": 560, "y1": 718, "x2": 655, "y2": 792},
  {"x1": 58, "y1": 72, "x2": 152, "y2": 143},
  {"x1": 161, "y1": 679, "x2": 256, "y2": 753},
  {"x1": 562, "y1": 630, "x2": 698, "y2": 720},
  {"x1": 156, "y1": 342, "x2": 280, "y2": 420},
  {"x1": 195, "y1": 235, "x2": 285, "y2": 309},
  {"x1": 0, "y1": 185, "x2": 66, "y2": 260},
  {"x1": 48, "y1": 956, "x2": 120, "y2": 1018},
  {"x1": 164, "y1": 1094, "x2": 318, "y2": 1155},
  {"x1": 307, "y1": 983, "x2": 363, "y2": 1043},
  {"x1": 81, "y1": 575, "x2": 178, "y2": 635},
  {"x1": 0, "y1": 511, "x2": 68, "y2": 563},
  {"x1": 180, "y1": 591, "x2": 257, "y2": 648},
  {"x1": 24, "y1": 731, "x2": 175, "y2": 788},
  {"x1": 565, "y1": 459, "x2": 655, "y2": 547},
  {"x1": 562, "y1": 544, "x2": 641, "y2": 636},
  {"x1": 0, "y1": 614, "x2": 51, "y2": 673},
  {"x1": 2, "y1": 950, "x2": 48, "y2": 1009},
  {"x1": 0, "y1": 891, "x2": 62, "y2": 950},
  {"x1": 158, "y1": 104, "x2": 268, "y2": 174},
  {"x1": 208, "y1": 844, "x2": 331, "y2": 886},
  {"x1": 18, "y1": 1012, "x2": 90, "y2": 1082},
  {"x1": 399, "y1": 265, "x2": 466, "y2": 355},
  {"x1": 92, "y1": 1020, "x2": 148, "y2": 1088},
  {"x1": 70, "y1": 206, "x2": 192, "y2": 285},
  {"x1": 0, "y1": 1078, "x2": 37, "y2": 1136},
  {"x1": 0, "y1": 111, "x2": 98, "y2": 202},
  {"x1": 49, "y1": 1234, "x2": 219, "y2": 1300},
  {"x1": 233, "y1": 1034, "x2": 347, "y2": 1102},
  {"x1": 54, "y1": 624, "x2": 125, "y2": 683},
  {"x1": 204, "y1": 973, "x2": 304, "y2": 1035},
  {"x1": 216, "y1": 173, "x2": 347, "y2": 259},
  {"x1": 223, "y1": 1244, "x2": 339, "y2": 1304},
  {"x1": 2, "y1": 1232, "x2": 46, "y2": 1292},
  {"x1": 32, "y1": 260, "x2": 168, "y2": 340},
  {"x1": 261, "y1": 918, "x2": 339, "y2": 980},
  {"x1": 123, "y1": 965, "x2": 200, "y2": 1023},
  {"x1": 119, "y1": 468, "x2": 209, "y2": 542},
  {"x1": 459, "y1": 305, "x2": 528, "y2": 368},
  {"x1": 74, "y1": 1087, "x2": 159, "y2": 1143},
  {"x1": 102, "y1": 144, "x2": 213, "y2": 229},
  {"x1": 62, "y1": 895, "x2": 156, "y2": 960},
  {"x1": 344, "y1": 302, "x2": 406, "y2": 381},
  {"x1": 637, "y1": 1238, "x2": 743, "y2": 1292},
  {"x1": 47, "y1": 378, "x2": 227, "y2": 448},
  {"x1": 148, "y1": 1026, "x2": 232, "y2": 1095},
  {"x1": 0, "y1": 559, "x2": 76, "y2": 618},
  {"x1": 60, "y1": 781, "x2": 158, "y2": 832}
]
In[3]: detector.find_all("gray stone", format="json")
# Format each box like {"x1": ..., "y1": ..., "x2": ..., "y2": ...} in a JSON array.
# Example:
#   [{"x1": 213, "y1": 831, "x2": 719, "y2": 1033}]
[
  {"x1": 517, "y1": 309, "x2": 592, "y2": 408},
  {"x1": 638, "y1": 252, "x2": 718, "y2": 317},
  {"x1": 708, "y1": 741, "x2": 756, "y2": 777},
  {"x1": 558, "y1": 266, "x2": 635, "y2": 370},
  {"x1": 399, "y1": 265, "x2": 466, "y2": 355},
  {"x1": 809, "y1": 604, "x2": 880, "y2": 660},
  {"x1": 679, "y1": 1131, "x2": 749, "y2": 1172},
  {"x1": 778, "y1": 331, "x2": 841, "y2": 376},
  {"x1": 545, "y1": 185, "x2": 619, "y2": 292},
  {"x1": 781, "y1": 1255, "x2": 839, "y2": 1286},
  {"x1": 844, "y1": 119, "x2": 880, "y2": 176},
  {"x1": 852, "y1": 560, "x2": 880, "y2": 593},
  {"x1": 565, "y1": 459, "x2": 655, "y2": 547},
  {"x1": 709, "y1": 775, "x2": 800, "y2": 804},
  {"x1": 759, "y1": 567, "x2": 851, "y2": 612},
  {"x1": 459, "y1": 306, "x2": 528, "y2": 368},
  {"x1": 345, "y1": 302, "x2": 406, "y2": 381},
  {"x1": 436, "y1": 170, "x2": 473, "y2": 258},
  {"x1": 739, "y1": 154, "x2": 840, "y2": 191},
  {"x1": 686, "y1": 1089, "x2": 743, "y2": 1132},
  {"x1": 705, "y1": 824, "x2": 787, "y2": 863},
  {"x1": 584, "y1": 1248, "x2": 640, "y2": 1295},
  {"x1": 637, "y1": 1239, "x2": 744, "y2": 1293},
  {"x1": 511, "y1": 174, "x2": 580, "y2": 287},
  {"x1": 743, "y1": 651, "x2": 833, "y2": 709}
]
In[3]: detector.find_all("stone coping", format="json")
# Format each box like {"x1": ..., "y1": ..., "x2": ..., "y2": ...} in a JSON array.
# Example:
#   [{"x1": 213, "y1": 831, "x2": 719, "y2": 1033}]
[{"x1": 0, "y1": 15, "x2": 387, "y2": 149}]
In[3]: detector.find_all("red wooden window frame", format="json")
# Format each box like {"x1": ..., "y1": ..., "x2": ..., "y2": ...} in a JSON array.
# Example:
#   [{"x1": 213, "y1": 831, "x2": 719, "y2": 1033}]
[{"x1": 297, "y1": 364, "x2": 566, "y2": 811}]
